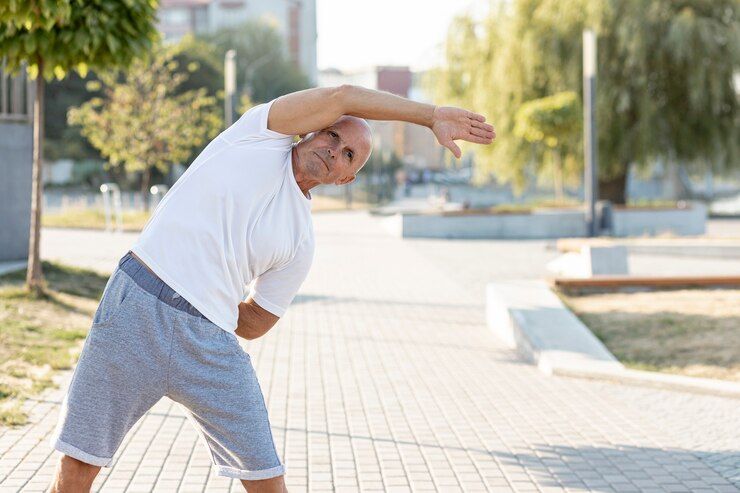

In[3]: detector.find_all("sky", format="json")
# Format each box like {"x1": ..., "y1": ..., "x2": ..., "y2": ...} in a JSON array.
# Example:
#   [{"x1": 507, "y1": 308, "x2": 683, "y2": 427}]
[{"x1": 316, "y1": 0, "x2": 488, "y2": 72}]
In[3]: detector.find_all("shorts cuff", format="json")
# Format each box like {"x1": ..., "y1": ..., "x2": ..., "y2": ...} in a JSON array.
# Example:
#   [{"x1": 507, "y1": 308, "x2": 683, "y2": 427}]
[
  {"x1": 52, "y1": 438, "x2": 113, "y2": 467},
  {"x1": 216, "y1": 463, "x2": 285, "y2": 480}
]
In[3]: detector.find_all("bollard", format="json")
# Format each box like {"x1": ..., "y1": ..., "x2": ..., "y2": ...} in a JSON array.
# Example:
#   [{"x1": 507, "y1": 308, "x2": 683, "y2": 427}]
[
  {"x1": 149, "y1": 184, "x2": 169, "y2": 212},
  {"x1": 100, "y1": 183, "x2": 123, "y2": 233}
]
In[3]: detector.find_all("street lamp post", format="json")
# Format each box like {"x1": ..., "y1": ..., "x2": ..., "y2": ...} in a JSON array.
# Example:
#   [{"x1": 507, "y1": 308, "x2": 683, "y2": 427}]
[
  {"x1": 224, "y1": 49, "x2": 237, "y2": 127},
  {"x1": 582, "y1": 29, "x2": 599, "y2": 237},
  {"x1": 244, "y1": 53, "x2": 272, "y2": 101}
]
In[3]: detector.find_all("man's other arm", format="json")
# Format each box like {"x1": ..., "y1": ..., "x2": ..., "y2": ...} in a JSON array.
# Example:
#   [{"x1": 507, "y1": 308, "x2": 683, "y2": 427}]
[
  {"x1": 268, "y1": 85, "x2": 434, "y2": 135},
  {"x1": 234, "y1": 299, "x2": 279, "y2": 340},
  {"x1": 268, "y1": 85, "x2": 495, "y2": 157}
]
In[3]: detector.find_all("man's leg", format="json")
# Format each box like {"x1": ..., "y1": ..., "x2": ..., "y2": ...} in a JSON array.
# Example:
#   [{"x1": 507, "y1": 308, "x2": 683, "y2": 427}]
[
  {"x1": 169, "y1": 317, "x2": 286, "y2": 484},
  {"x1": 47, "y1": 455, "x2": 101, "y2": 493},
  {"x1": 241, "y1": 476, "x2": 289, "y2": 493},
  {"x1": 49, "y1": 259, "x2": 171, "y2": 487}
]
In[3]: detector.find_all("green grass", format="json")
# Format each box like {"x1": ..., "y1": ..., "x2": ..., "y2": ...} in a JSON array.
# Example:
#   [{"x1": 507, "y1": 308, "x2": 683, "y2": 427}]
[
  {"x1": 42, "y1": 208, "x2": 151, "y2": 231},
  {"x1": 0, "y1": 262, "x2": 109, "y2": 427},
  {"x1": 0, "y1": 402, "x2": 28, "y2": 427}
]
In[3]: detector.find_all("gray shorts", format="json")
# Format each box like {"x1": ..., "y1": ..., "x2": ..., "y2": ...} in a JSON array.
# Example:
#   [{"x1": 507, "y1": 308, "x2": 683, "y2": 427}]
[{"x1": 50, "y1": 251, "x2": 285, "y2": 481}]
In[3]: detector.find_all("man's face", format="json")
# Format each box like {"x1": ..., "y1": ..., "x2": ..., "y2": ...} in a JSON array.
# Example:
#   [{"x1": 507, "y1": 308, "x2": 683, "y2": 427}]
[{"x1": 294, "y1": 116, "x2": 373, "y2": 186}]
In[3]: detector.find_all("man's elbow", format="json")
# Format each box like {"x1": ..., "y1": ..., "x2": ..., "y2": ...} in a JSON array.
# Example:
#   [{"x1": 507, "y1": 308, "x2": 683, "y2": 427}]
[
  {"x1": 235, "y1": 300, "x2": 279, "y2": 340},
  {"x1": 332, "y1": 84, "x2": 356, "y2": 114}
]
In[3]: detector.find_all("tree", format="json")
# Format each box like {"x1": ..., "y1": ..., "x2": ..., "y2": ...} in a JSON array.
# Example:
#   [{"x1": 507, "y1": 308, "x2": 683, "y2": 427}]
[
  {"x1": 432, "y1": 0, "x2": 739, "y2": 203},
  {"x1": 514, "y1": 91, "x2": 581, "y2": 201},
  {"x1": 169, "y1": 34, "x2": 224, "y2": 98},
  {"x1": 206, "y1": 21, "x2": 311, "y2": 104},
  {"x1": 0, "y1": 0, "x2": 158, "y2": 294},
  {"x1": 68, "y1": 46, "x2": 222, "y2": 210},
  {"x1": 45, "y1": 34, "x2": 224, "y2": 166}
]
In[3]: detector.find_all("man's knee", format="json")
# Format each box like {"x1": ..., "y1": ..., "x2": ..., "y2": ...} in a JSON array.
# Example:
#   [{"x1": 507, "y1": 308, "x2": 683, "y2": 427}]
[
  {"x1": 48, "y1": 455, "x2": 101, "y2": 493},
  {"x1": 240, "y1": 474, "x2": 288, "y2": 493}
]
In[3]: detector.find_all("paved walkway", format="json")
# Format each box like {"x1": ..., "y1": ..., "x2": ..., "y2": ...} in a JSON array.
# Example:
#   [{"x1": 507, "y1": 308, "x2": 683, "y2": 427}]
[{"x1": 1, "y1": 213, "x2": 738, "y2": 492}]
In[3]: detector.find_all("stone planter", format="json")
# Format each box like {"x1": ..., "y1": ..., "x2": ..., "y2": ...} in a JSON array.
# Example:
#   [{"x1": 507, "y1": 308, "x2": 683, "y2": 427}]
[
  {"x1": 382, "y1": 208, "x2": 586, "y2": 239},
  {"x1": 382, "y1": 201, "x2": 707, "y2": 239},
  {"x1": 611, "y1": 202, "x2": 706, "y2": 237}
]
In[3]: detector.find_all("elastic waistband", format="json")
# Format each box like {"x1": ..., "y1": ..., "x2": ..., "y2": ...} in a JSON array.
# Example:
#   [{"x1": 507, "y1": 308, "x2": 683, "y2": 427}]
[{"x1": 118, "y1": 251, "x2": 207, "y2": 320}]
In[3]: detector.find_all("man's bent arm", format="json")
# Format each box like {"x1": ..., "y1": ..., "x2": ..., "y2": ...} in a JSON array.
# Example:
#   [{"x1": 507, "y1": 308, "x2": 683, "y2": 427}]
[
  {"x1": 268, "y1": 85, "x2": 435, "y2": 137},
  {"x1": 268, "y1": 85, "x2": 495, "y2": 157},
  {"x1": 235, "y1": 299, "x2": 279, "y2": 340}
]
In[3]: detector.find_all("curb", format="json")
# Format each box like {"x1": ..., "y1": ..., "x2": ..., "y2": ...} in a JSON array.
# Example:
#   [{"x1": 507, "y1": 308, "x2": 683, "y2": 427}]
[
  {"x1": 554, "y1": 237, "x2": 740, "y2": 259},
  {"x1": 486, "y1": 279, "x2": 740, "y2": 399}
]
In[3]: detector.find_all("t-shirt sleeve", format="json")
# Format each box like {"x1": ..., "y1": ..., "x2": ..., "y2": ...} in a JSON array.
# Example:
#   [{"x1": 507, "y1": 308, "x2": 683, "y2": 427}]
[
  {"x1": 249, "y1": 238, "x2": 314, "y2": 317},
  {"x1": 220, "y1": 98, "x2": 295, "y2": 144}
]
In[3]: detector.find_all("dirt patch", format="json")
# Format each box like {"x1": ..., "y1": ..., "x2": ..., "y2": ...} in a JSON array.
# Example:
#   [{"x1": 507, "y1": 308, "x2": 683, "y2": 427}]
[
  {"x1": 0, "y1": 263, "x2": 108, "y2": 426},
  {"x1": 556, "y1": 288, "x2": 740, "y2": 382}
]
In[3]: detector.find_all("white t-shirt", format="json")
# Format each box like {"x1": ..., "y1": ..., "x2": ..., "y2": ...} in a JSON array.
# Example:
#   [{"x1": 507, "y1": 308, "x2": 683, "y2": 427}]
[{"x1": 131, "y1": 100, "x2": 314, "y2": 333}]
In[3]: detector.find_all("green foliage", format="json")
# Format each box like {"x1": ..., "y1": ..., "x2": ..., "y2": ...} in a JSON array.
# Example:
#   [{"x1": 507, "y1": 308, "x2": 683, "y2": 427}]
[
  {"x1": 515, "y1": 92, "x2": 580, "y2": 148},
  {"x1": 169, "y1": 34, "x2": 224, "y2": 98},
  {"x1": 44, "y1": 35, "x2": 224, "y2": 166},
  {"x1": 68, "y1": 46, "x2": 223, "y2": 183},
  {"x1": 431, "y1": 0, "x2": 740, "y2": 196},
  {"x1": 0, "y1": 0, "x2": 159, "y2": 80},
  {"x1": 515, "y1": 91, "x2": 582, "y2": 197},
  {"x1": 206, "y1": 20, "x2": 311, "y2": 104}
]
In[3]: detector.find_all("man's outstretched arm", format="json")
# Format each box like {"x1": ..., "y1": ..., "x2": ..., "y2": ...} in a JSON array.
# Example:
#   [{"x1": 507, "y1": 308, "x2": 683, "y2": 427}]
[{"x1": 268, "y1": 85, "x2": 495, "y2": 157}]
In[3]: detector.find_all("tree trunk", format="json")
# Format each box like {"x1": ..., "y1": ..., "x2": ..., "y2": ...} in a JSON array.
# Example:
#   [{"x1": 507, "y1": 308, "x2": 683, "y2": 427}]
[
  {"x1": 553, "y1": 152, "x2": 564, "y2": 203},
  {"x1": 599, "y1": 166, "x2": 628, "y2": 205},
  {"x1": 26, "y1": 61, "x2": 45, "y2": 295},
  {"x1": 141, "y1": 167, "x2": 151, "y2": 211}
]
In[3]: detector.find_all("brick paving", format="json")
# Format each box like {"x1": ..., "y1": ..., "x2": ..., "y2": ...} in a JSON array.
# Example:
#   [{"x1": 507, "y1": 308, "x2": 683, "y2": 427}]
[{"x1": 0, "y1": 213, "x2": 738, "y2": 492}]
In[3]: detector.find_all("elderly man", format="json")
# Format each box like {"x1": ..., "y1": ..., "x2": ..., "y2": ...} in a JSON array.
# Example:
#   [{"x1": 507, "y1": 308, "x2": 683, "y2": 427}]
[{"x1": 48, "y1": 85, "x2": 495, "y2": 493}]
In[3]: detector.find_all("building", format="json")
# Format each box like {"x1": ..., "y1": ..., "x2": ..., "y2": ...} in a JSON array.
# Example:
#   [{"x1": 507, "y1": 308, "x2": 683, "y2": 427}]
[
  {"x1": 158, "y1": 0, "x2": 317, "y2": 83},
  {"x1": 318, "y1": 66, "x2": 445, "y2": 170},
  {"x1": 0, "y1": 64, "x2": 33, "y2": 262}
]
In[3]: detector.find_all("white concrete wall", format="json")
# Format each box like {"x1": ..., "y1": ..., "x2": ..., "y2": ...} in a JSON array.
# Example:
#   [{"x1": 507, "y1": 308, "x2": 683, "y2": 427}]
[
  {"x1": 612, "y1": 202, "x2": 707, "y2": 237},
  {"x1": 390, "y1": 202, "x2": 707, "y2": 239},
  {"x1": 399, "y1": 210, "x2": 587, "y2": 239},
  {"x1": 0, "y1": 121, "x2": 33, "y2": 261}
]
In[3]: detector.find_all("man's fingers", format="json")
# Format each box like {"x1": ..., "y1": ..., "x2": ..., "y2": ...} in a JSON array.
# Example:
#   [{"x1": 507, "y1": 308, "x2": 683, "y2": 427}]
[
  {"x1": 471, "y1": 120, "x2": 495, "y2": 133},
  {"x1": 469, "y1": 126, "x2": 494, "y2": 139},
  {"x1": 465, "y1": 134, "x2": 493, "y2": 145},
  {"x1": 445, "y1": 140, "x2": 462, "y2": 158},
  {"x1": 467, "y1": 111, "x2": 486, "y2": 122}
]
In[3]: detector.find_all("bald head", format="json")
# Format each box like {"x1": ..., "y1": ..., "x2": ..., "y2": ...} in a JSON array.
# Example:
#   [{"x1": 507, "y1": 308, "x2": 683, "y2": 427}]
[{"x1": 327, "y1": 115, "x2": 373, "y2": 168}]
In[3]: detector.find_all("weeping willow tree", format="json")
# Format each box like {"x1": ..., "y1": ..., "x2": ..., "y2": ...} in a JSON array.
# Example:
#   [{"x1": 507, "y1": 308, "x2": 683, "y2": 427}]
[{"x1": 430, "y1": 0, "x2": 739, "y2": 203}]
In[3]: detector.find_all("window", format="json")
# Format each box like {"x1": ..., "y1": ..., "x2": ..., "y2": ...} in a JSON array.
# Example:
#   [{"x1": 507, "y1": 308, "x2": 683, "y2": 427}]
[{"x1": 0, "y1": 60, "x2": 32, "y2": 122}]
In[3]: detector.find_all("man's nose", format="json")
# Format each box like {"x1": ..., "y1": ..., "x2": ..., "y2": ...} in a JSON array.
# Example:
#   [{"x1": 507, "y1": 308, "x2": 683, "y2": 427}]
[{"x1": 326, "y1": 147, "x2": 336, "y2": 160}]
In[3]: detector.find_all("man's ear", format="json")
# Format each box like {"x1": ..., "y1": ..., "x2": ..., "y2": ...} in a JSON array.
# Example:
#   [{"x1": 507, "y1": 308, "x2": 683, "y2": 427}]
[{"x1": 336, "y1": 175, "x2": 356, "y2": 186}]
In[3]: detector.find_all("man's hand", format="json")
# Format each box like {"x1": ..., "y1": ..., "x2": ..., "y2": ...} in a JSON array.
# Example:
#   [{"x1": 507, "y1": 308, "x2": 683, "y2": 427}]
[
  {"x1": 235, "y1": 299, "x2": 279, "y2": 340},
  {"x1": 431, "y1": 106, "x2": 496, "y2": 159}
]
